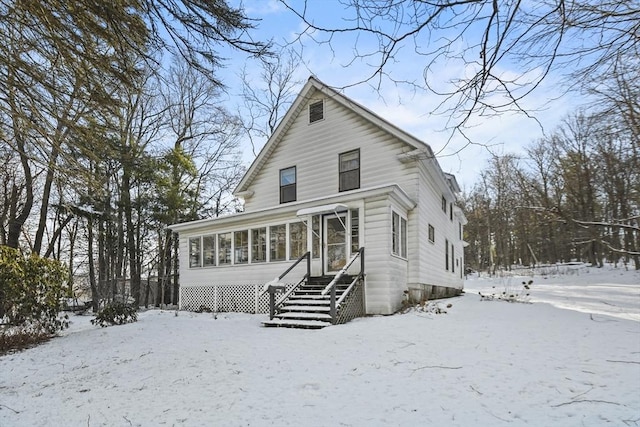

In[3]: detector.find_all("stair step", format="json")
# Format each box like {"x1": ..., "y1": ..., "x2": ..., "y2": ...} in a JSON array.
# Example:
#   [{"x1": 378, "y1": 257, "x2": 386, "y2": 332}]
[
  {"x1": 277, "y1": 312, "x2": 332, "y2": 320},
  {"x1": 280, "y1": 305, "x2": 331, "y2": 312},
  {"x1": 284, "y1": 298, "x2": 330, "y2": 305},
  {"x1": 262, "y1": 319, "x2": 331, "y2": 329}
]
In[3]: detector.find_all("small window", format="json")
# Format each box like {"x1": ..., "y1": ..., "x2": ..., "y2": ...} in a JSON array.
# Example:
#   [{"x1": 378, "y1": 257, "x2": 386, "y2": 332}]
[
  {"x1": 442, "y1": 196, "x2": 447, "y2": 213},
  {"x1": 289, "y1": 222, "x2": 307, "y2": 260},
  {"x1": 234, "y1": 230, "x2": 248, "y2": 264},
  {"x1": 445, "y1": 238, "x2": 449, "y2": 271},
  {"x1": 218, "y1": 233, "x2": 232, "y2": 265},
  {"x1": 309, "y1": 100, "x2": 324, "y2": 123},
  {"x1": 251, "y1": 228, "x2": 266, "y2": 263},
  {"x1": 339, "y1": 149, "x2": 360, "y2": 191},
  {"x1": 450, "y1": 202, "x2": 453, "y2": 221},
  {"x1": 428, "y1": 224, "x2": 435, "y2": 243},
  {"x1": 459, "y1": 222, "x2": 462, "y2": 240},
  {"x1": 189, "y1": 237, "x2": 201, "y2": 268},
  {"x1": 280, "y1": 166, "x2": 296, "y2": 203},
  {"x1": 270, "y1": 224, "x2": 286, "y2": 261},
  {"x1": 203, "y1": 235, "x2": 216, "y2": 266}
]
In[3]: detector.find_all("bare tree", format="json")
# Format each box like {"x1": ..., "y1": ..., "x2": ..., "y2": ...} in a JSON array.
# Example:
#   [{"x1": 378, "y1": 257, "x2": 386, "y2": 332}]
[
  {"x1": 280, "y1": 0, "x2": 639, "y2": 129},
  {"x1": 238, "y1": 49, "x2": 304, "y2": 156}
]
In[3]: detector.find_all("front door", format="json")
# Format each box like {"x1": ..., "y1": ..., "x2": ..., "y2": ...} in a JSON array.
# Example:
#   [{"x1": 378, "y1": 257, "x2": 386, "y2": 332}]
[{"x1": 324, "y1": 213, "x2": 347, "y2": 274}]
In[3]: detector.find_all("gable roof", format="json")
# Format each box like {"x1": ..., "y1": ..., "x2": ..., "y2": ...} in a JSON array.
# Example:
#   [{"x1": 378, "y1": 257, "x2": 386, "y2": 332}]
[{"x1": 234, "y1": 76, "x2": 448, "y2": 196}]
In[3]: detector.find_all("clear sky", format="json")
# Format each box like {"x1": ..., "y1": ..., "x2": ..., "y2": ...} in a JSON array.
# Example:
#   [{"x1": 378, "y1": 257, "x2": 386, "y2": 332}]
[{"x1": 216, "y1": 0, "x2": 582, "y2": 191}]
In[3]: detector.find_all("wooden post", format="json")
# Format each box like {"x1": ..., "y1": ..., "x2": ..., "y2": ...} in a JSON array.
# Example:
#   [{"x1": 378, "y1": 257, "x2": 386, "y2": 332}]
[{"x1": 330, "y1": 284, "x2": 336, "y2": 324}]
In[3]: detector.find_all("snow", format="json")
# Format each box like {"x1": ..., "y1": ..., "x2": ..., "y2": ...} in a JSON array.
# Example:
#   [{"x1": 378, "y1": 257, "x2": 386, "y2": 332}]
[{"x1": 1, "y1": 266, "x2": 639, "y2": 426}]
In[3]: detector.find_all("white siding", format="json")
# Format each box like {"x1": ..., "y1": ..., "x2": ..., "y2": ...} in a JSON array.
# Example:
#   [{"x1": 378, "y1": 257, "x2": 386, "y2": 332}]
[
  {"x1": 413, "y1": 160, "x2": 464, "y2": 289},
  {"x1": 243, "y1": 93, "x2": 416, "y2": 212}
]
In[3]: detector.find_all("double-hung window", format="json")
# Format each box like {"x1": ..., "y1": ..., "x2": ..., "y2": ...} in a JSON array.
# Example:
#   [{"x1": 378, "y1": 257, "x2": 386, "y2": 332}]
[
  {"x1": 280, "y1": 167, "x2": 296, "y2": 203},
  {"x1": 339, "y1": 149, "x2": 360, "y2": 192},
  {"x1": 392, "y1": 211, "x2": 407, "y2": 258}
]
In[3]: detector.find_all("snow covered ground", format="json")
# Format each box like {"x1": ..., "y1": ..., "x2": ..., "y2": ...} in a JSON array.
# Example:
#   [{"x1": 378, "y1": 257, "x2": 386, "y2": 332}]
[{"x1": 1, "y1": 266, "x2": 639, "y2": 426}]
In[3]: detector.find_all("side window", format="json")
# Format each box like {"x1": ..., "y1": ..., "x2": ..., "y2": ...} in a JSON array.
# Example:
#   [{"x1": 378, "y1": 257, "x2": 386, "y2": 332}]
[
  {"x1": 392, "y1": 212, "x2": 400, "y2": 255},
  {"x1": 339, "y1": 149, "x2": 360, "y2": 192},
  {"x1": 189, "y1": 237, "x2": 201, "y2": 268},
  {"x1": 289, "y1": 222, "x2": 307, "y2": 260},
  {"x1": 400, "y1": 217, "x2": 407, "y2": 258},
  {"x1": 428, "y1": 224, "x2": 435, "y2": 243},
  {"x1": 450, "y1": 202, "x2": 453, "y2": 221},
  {"x1": 309, "y1": 99, "x2": 324, "y2": 123},
  {"x1": 203, "y1": 235, "x2": 216, "y2": 267},
  {"x1": 251, "y1": 228, "x2": 266, "y2": 263},
  {"x1": 234, "y1": 231, "x2": 248, "y2": 264},
  {"x1": 270, "y1": 224, "x2": 287, "y2": 261},
  {"x1": 218, "y1": 233, "x2": 232, "y2": 265},
  {"x1": 350, "y1": 209, "x2": 359, "y2": 254},
  {"x1": 445, "y1": 238, "x2": 449, "y2": 271},
  {"x1": 280, "y1": 166, "x2": 296, "y2": 204},
  {"x1": 391, "y1": 211, "x2": 407, "y2": 258}
]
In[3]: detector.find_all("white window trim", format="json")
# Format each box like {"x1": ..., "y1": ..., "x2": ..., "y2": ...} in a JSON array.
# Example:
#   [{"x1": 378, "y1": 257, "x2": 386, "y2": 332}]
[{"x1": 391, "y1": 209, "x2": 408, "y2": 260}]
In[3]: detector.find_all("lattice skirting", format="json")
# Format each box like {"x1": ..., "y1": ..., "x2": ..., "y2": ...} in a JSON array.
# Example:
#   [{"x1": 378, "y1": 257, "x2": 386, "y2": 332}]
[
  {"x1": 180, "y1": 284, "x2": 294, "y2": 314},
  {"x1": 336, "y1": 279, "x2": 365, "y2": 324}
]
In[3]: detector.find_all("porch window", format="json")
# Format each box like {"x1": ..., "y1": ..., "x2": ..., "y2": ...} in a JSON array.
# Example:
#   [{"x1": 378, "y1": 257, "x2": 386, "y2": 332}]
[
  {"x1": 289, "y1": 222, "x2": 307, "y2": 259},
  {"x1": 428, "y1": 224, "x2": 435, "y2": 243},
  {"x1": 270, "y1": 224, "x2": 286, "y2": 261},
  {"x1": 445, "y1": 238, "x2": 449, "y2": 271},
  {"x1": 234, "y1": 230, "x2": 248, "y2": 264},
  {"x1": 392, "y1": 211, "x2": 407, "y2": 258},
  {"x1": 189, "y1": 237, "x2": 201, "y2": 268},
  {"x1": 312, "y1": 215, "x2": 320, "y2": 259},
  {"x1": 350, "y1": 209, "x2": 359, "y2": 253},
  {"x1": 251, "y1": 228, "x2": 266, "y2": 263},
  {"x1": 280, "y1": 166, "x2": 296, "y2": 203},
  {"x1": 218, "y1": 233, "x2": 232, "y2": 265},
  {"x1": 339, "y1": 149, "x2": 360, "y2": 192},
  {"x1": 309, "y1": 99, "x2": 324, "y2": 123},
  {"x1": 203, "y1": 235, "x2": 216, "y2": 266}
]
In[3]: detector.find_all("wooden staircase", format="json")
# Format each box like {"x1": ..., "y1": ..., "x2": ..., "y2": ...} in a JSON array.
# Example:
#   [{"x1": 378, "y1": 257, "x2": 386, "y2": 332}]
[{"x1": 262, "y1": 275, "x2": 354, "y2": 329}]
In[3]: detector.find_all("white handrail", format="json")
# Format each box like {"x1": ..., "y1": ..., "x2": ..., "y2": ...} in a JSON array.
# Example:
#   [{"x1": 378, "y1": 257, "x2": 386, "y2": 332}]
[{"x1": 321, "y1": 250, "x2": 361, "y2": 296}]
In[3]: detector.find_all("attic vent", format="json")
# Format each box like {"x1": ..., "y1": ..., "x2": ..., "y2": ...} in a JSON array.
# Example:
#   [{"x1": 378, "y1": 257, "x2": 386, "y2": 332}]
[{"x1": 309, "y1": 100, "x2": 324, "y2": 123}]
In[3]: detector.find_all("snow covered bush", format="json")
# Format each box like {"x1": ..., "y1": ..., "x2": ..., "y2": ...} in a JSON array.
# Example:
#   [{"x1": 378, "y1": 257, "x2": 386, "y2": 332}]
[
  {"x1": 479, "y1": 279, "x2": 533, "y2": 303},
  {"x1": 91, "y1": 302, "x2": 138, "y2": 327},
  {"x1": 402, "y1": 300, "x2": 452, "y2": 314}
]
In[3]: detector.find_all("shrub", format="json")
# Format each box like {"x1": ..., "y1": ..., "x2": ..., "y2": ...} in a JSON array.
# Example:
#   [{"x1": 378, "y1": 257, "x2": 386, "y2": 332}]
[
  {"x1": 0, "y1": 246, "x2": 69, "y2": 334},
  {"x1": 91, "y1": 302, "x2": 138, "y2": 327}
]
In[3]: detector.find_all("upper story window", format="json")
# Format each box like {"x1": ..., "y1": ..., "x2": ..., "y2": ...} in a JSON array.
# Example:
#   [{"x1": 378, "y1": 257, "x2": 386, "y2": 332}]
[
  {"x1": 428, "y1": 224, "x2": 435, "y2": 243},
  {"x1": 309, "y1": 100, "x2": 324, "y2": 123},
  {"x1": 441, "y1": 196, "x2": 447, "y2": 213},
  {"x1": 450, "y1": 202, "x2": 453, "y2": 221},
  {"x1": 280, "y1": 166, "x2": 296, "y2": 203},
  {"x1": 339, "y1": 149, "x2": 360, "y2": 192}
]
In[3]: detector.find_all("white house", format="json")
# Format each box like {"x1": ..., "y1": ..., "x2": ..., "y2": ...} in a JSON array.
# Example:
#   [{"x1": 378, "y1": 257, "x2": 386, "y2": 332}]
[{"x1": 169, "y1": 76, "x2": 467, "y2": 328}]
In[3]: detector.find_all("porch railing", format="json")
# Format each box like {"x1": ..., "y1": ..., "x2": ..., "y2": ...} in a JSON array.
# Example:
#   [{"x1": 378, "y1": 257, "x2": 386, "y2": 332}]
[
  {"x1": 322, "y1": 247, "x2": 365, "y2": 323},
  {"x1": 264, "y1": 251, "x2": 310, "y2": 320}
]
